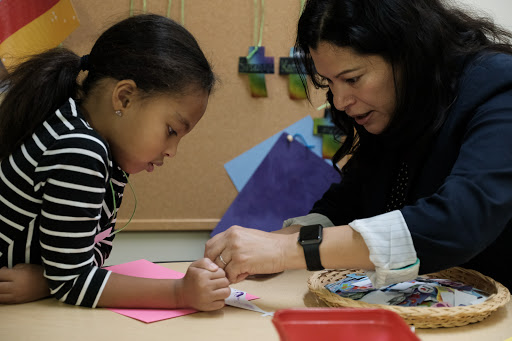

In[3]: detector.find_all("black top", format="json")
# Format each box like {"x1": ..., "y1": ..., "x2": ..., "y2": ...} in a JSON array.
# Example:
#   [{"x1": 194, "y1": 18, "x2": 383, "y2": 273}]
[{"x1": 310, "y1": 53, "x2": 512, "y2": 289}]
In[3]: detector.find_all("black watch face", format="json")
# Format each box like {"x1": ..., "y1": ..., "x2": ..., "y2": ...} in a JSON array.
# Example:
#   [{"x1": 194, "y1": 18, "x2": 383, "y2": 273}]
[{"x1": 299, "y1": 225, "x2": 322, "y2": 243}]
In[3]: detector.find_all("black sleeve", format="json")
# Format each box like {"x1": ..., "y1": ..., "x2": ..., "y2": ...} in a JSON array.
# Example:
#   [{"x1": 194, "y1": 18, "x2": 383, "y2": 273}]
[
  {"x1": 309, "y1": 157, "x2": 364, "y2": 225},
  {"x1": 402, "y1": 87, "x2": 512, "y2": 274}
]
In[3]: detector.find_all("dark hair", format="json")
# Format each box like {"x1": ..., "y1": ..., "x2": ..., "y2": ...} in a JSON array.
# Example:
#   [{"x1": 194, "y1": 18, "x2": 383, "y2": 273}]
[
  {"x1": 0, "y1": 59, "x2": 7, "y2": 79},
  {"x1": 0, "y1": 14, "x2": 215, "y2": 159},
  {"x1": 295, "y1": 0, "x2": 512, "y2": 172}
]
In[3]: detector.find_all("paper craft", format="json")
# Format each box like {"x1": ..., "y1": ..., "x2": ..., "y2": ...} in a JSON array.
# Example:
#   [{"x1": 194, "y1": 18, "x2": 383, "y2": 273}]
[
  {"x1": 279, "y1": 47, "x2": 307, "y2": 99},
  {"x1": 439, "y1": 289, "x2": 455, "y2": 307},
  {"x1": 325, "y1": 274, "x2": 488, "y2": 307},
  {"x1": 226, "y1": 288, "x2": 274, "y2": 316},
  {"x1": 238, "y1": 46, "x2": 274, "y2": 97},
  {"x1": 359, "y1": 290, "x2": 405, "y2": 305},
  {"x1": 313, "y1": 105, "x2": 343, "y2": 160},
  {"x1": 105, "y1": 259, "x2": 259, "y2": 323},
  {"x1": 212, "y1": 132, "x2": 340, "y2": 236},
  {"x1": 224, "y1": 116, "x2": 326, "y2": 192}
]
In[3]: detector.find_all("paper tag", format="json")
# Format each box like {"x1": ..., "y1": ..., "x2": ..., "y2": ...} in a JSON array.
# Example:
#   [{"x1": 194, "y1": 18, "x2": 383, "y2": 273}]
[{"x1": 225, "y1": 288, "x2": 273, "y2": 316}]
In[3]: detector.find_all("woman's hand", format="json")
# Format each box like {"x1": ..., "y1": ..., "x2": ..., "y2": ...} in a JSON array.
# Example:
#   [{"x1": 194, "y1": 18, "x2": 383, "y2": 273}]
[
  {"x1": 0, "y1": 264, "x2": 50, "y2": 304},
  {"x1": 176, "y1": 258, "x2": 231, "y2": 311},
  {"x1": 204, "y1": 225, "x2": 301, "y2": 283}
]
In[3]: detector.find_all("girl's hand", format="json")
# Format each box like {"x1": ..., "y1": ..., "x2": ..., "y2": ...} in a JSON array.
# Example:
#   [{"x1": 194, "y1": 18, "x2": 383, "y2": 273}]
[
  {"x1": 0, "y1": 264, "x2": 50, "y2": 304},
  {"x1": 176, "y1": 258, "x2": 231, "y2": 311}
]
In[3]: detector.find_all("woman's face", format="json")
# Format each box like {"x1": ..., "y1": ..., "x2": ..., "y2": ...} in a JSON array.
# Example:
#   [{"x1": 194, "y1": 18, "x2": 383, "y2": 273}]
[{"x1": 310, "y1": 42, "x2": 397, "y2": 135}]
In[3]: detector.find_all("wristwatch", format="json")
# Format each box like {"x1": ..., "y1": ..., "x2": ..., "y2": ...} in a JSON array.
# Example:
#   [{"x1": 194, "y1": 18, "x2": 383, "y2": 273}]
[{"x1": 298, "y1": 224, "x2": 324, "y2": 271}]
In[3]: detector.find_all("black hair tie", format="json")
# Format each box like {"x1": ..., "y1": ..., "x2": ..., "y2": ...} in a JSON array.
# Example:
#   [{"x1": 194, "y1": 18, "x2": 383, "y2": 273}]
[{"x1": 79, "y1": 54, "x2": 90, "y2": 71}]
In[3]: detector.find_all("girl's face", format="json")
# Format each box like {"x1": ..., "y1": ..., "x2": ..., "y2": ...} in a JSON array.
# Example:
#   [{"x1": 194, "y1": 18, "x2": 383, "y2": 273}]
[
  {"x1": 110, "y1": 91, "x2": 209, "y2": 174},
  {"x1": 310, "y1": 42, "x2": 397, "y2": 135}
]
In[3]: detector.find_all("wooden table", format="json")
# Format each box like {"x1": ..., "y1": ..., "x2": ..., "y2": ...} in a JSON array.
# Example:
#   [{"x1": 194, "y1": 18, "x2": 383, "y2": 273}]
[{"x1": 1, "y1": 262, "x2": 511, "y2": 341}]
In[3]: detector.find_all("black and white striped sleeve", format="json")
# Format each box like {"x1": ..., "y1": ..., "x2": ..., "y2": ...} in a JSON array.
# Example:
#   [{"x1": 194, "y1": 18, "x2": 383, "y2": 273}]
[{"x1": 35, "y1": 131, "x2": 112, "y2": 307}]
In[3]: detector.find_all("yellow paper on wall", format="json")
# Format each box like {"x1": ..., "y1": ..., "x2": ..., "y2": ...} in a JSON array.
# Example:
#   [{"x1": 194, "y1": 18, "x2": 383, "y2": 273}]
[{"x1": 0, "y1": 0, "x2": 79, "y2": 68}]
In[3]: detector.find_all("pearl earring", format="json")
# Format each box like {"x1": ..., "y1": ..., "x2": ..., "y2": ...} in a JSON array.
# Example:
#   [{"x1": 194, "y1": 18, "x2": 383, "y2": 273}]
[{"x1": 115, "y1": 110, "x2": 123, "y2": 117}]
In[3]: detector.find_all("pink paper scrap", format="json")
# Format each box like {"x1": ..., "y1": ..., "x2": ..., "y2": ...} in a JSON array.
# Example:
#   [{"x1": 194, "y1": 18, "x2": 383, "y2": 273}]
[{"x1": 104, "y1": 259, "x2": 259, "y2": 323}]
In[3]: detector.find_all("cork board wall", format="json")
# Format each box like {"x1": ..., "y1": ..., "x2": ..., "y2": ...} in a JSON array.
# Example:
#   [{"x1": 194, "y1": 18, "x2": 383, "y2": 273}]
[{"x1": 63, "y1": 0, "x2": 326, "y2": 231}]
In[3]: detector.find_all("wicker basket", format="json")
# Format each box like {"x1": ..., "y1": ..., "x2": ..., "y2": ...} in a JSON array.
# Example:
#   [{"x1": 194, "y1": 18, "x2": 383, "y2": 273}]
[{"x1": 307, "y1": 267, "x2": 510, "y2": 328}]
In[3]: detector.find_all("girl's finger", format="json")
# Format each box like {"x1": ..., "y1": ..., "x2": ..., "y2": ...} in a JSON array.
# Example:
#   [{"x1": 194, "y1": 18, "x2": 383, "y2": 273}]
[{"x1": 212, "y1": 286, "x2": 231, "y2": 301}]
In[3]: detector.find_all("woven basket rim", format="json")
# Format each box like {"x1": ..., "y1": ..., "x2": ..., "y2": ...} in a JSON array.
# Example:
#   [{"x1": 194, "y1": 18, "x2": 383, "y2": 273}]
[{"x1": 307, "y1": 267, "x2": 511, "y2": 328}]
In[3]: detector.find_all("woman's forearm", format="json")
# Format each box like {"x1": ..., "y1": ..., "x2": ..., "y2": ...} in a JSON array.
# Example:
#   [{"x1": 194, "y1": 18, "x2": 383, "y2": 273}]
[
  {"x1": 283, "y1": 225, "x2": 375, "y2": 271},
  {"x1": 272, "y1": 224, "x2": 302, "y2": 234}
]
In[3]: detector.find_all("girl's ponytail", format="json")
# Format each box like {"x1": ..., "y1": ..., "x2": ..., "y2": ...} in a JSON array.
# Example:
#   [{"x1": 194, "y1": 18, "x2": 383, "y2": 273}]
[{"x1": 0, "y1": 48, "x2": 81, "y2": 159}]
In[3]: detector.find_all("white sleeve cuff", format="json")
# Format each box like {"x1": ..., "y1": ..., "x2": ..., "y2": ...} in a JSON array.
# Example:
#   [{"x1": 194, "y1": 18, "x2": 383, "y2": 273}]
[
  {"x1": 282, "y1": 213, "x2": 335, "y2": 228},
  {"x1": 348, "y1": 210, "x2": 420, "y2": 288}
]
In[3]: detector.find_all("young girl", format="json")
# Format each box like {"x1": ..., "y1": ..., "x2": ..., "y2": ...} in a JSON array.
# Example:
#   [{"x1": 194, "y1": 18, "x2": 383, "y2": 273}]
[{"x1": 0, "y1": 14, "x2": 231, "y2": 310}]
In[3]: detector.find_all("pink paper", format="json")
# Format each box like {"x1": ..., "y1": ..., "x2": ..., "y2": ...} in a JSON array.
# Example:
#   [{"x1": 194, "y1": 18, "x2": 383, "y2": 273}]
[
  {"x1": 94, "y1": 227, "x2": 112, "y2": 243},
  {"x1": 104, "y1": 259, "x2": 258, "y2": 323}
]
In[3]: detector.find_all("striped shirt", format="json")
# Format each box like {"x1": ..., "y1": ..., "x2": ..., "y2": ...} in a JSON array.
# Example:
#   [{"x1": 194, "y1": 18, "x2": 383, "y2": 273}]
[{"x1": 0, "y1": 98, "x2": 127, "y2": 307}]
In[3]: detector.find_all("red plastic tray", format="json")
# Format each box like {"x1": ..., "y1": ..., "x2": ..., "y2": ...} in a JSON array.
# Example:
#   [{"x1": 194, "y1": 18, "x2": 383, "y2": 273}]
[{"x1": 272, "y1": 308, "x2": 420, "y2": 341}]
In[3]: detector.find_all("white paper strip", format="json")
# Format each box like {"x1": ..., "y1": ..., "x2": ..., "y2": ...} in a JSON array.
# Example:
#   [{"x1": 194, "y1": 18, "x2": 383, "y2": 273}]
[{"x1": 225, "y1": 288, "x2": 274, "y2": 316}]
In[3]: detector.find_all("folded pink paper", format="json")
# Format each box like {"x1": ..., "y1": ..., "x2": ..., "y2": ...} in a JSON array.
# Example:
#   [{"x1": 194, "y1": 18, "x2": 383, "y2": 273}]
[{"x1": 104, "y1": 259, "x2": 259, "y2": 323}]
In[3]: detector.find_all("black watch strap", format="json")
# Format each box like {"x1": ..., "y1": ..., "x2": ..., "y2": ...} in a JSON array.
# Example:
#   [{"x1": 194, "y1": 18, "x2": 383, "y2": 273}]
[{"x1": 302, "y1": 243, "x2": 324, "y2": 271}]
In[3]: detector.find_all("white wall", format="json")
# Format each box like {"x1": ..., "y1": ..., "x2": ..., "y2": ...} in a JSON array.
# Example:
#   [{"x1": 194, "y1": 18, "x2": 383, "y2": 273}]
[
  {"x1": 107, "y1": 0, "x2": 512, "y2": 266},
  {"x1": 105, "y1": 231, "x2": 210, "y2": 266},
  {"x1": 455, "y1": 0, "x2": 512, "y2": 31}
]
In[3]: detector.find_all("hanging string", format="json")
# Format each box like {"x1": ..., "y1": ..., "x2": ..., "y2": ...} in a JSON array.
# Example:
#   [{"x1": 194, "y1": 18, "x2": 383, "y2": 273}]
[
  {"x1": 165, "y1": 0, "x2": 185, "y2": 25},
  {"x1": 181, "y1": 0, "x2": 185, "y2": 25},
  {"x1": 287, "y1": 134, "x2": 315, "y2": 149},
  {"x1": 252, "y1": 0, "x2": 260, "y2": 48},
  {"x1": 247, "y1": 0, "x2": 265, "y2": 60},
  {"x1": 128, "y1": 0, "x2": 183, "y2": 24},
  {"x1": 110, "y1": 170, "x2": 138, "y2": 235},
  {"x1": 167, "y1": 0, "x2": 172, "y2": 17},
  {"x1": 128, "y1": 0, "x2": 147, "y2": 15},
  {"x1": 317, "y1": 102, "x2": 331, "y2": 111}
]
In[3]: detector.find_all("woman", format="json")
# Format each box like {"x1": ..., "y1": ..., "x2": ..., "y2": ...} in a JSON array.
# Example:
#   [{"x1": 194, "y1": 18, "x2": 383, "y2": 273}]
[{"x1": 205, "y1": 0, "x2": 512, "y2": 289}]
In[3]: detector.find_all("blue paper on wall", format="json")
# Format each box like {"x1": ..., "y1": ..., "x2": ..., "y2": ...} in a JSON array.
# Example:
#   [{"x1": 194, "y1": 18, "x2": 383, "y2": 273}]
[
  {"x1": 224, "y1": 116, "x2": 325, "y2": 192},
  {"x1": 211, "y1": 133, "x2": 340, "y2": 236}
]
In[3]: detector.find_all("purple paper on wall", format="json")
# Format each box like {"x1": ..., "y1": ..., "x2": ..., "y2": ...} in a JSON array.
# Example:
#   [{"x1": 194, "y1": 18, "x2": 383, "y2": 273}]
[{"x1": 211, "y1": 133, "x2": 340, "y2": 236}]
